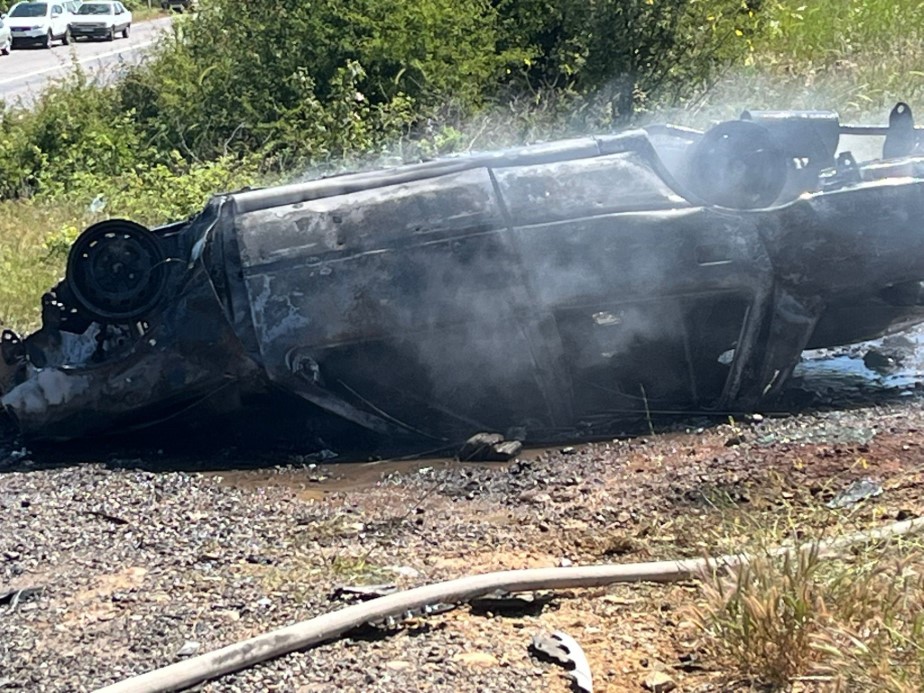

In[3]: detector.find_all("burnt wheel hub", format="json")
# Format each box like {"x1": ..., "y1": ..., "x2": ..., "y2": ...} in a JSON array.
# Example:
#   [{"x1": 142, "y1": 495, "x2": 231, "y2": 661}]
[{"x1": 66, "y1": 220, "x2": 167, "y2": 323}]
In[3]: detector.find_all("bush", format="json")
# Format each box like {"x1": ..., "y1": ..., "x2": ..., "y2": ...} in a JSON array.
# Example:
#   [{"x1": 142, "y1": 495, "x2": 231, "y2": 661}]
[
  {"x1": 0, "y1": 72, "x2": 149, "y2": 199},
  {"x1": 117, "y1": 0, "x2": 507, "y2": 164},
  {"x1": 494, "y1": 0, "x2": 762, "y2": 125}
]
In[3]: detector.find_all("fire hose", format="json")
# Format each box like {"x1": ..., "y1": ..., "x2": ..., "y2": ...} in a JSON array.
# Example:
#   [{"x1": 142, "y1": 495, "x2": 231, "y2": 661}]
[{"x1": 95, "y1": 517, "x2": 924, "y2": 693}]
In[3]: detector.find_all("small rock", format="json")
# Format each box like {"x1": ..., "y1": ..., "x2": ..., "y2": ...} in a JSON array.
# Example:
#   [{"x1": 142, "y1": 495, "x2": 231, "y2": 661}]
[
  {"x1": 493, "y1": 440, "x2": 524, "y2": 460},
  {"x1": 385, "y1": 565, "x2": 420, "y2": 579},
  {"x1": 642, "y1": 671, "x2": 676, "y2": 692},
  {"x1": 385, "y1": 660, "x2": 412, "y2": 671},
  {"x1": 518, "y1": 490, "x2": 552, "y2": 505},
  {"x1": 558, "y1": 557, "x2": 573, "y2": 567},
  {"x1": 826, "y1": 477, "x2": 883, "y2": 509},
  {"x1": 863, "y1": 349, "x2": 898, "y2": 371},
  {"x1": 176, "y1": 641, "x2": 200, "y2": 657},
  {"x1": 560, "y1": 446, "x2": 577, "y2": 455},
  {"x1": 452, "y1": 652, "x2": 499, "y2": 667}
]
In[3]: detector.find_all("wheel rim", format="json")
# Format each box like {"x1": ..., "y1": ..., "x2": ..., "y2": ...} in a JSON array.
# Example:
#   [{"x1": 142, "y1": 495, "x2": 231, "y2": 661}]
[{"x1": 66, "y1": 220, "x2": 168, "y2": 323}]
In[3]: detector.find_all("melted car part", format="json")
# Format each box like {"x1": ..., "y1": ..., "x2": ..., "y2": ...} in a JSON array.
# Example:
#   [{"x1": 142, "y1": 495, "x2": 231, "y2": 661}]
[
  {"x1": 531, "y1": 630, "x2": 593, "y2": 693},
  {"x1": 685, "y1": 120, "x2": 788, "y2": 208}
]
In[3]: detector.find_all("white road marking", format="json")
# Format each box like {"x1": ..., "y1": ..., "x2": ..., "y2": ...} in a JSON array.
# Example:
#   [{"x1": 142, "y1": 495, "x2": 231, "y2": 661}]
[{"x1": 0, "y1": 38, "x2": 157, "y2": 86}]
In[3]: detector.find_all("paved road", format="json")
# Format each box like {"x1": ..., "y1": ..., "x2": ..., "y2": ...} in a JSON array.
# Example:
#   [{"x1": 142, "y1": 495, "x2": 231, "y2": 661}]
[{"x1": 0, "y1": 16, "x2": 172, "y2": 105}]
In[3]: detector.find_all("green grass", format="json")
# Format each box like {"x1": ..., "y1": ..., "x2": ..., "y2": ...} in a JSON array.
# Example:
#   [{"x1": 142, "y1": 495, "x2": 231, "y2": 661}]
[
  {"x1": 131, "y1": 6, "x2": 169, "y2": 22},
  {"x1": 0, "y1": 201, "x2": 87, "y2": 333},
  {"x1": 683, "y1": 0, "x2": 924, "y2": 123}
]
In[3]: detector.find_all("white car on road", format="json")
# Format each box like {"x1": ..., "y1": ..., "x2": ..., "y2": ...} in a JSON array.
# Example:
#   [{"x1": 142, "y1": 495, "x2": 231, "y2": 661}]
[
  {"x1": 6, "y1": 1, "x2": 73, "y2": 48},
  {"x1": 0, "y1": 13, "x2": 13, "y2": 55},
  {"x1": 70, "y1": 1, "x2": 131, "y2": 41}
]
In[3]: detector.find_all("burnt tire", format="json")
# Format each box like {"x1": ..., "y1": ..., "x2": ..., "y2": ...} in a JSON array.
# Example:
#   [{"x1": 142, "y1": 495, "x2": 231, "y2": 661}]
[
  {"x1": 685, "y1": 120, "x2": 788, "y2": 209},
  {"x1": 66, "y1": 220, "x2": 168, "y2": 323}
]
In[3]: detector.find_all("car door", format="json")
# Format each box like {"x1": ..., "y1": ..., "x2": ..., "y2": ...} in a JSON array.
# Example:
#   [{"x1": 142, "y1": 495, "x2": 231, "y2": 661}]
[
  {"x1": 115, "y1": 3, "x2": 127, "y2": 30},
  {"x1": 50, "y1": 3, "x2": 66, "y2": 36}
]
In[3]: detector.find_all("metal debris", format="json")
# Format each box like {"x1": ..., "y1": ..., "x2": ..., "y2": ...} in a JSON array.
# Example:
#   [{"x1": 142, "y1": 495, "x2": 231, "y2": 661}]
[
  {"x1": 827, "y1": 477, "x2": 884, "y2": 509},
  {"x1": 530, "y1": 630, "x2": 593, "y2": 693},
  {"x1": 0, "y1": 586, "x2": 44, "y2": 612},
  {"x1": 458, "y1": 433, "x2": 523, "y2": 462},
  {"x1": 330, "y1": 583, "x2": 399, "y2": 601},
  {"x1": 468, "y1": 589, "x2": 555, "y2": 617}
]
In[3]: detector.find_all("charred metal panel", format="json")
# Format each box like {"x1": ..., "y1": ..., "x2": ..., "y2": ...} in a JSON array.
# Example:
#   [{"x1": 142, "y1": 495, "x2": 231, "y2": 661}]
[
  {"x1": 491, "y1": 151, "x2": 687, "y2": 226},
  {"x1": 234, "y1": 168, "x2": 511, "y2": 352}
]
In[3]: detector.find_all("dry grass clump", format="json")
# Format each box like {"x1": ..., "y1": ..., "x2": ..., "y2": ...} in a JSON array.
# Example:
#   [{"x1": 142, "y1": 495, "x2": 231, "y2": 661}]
[{"x1": 693, "y1": 537, "x2": 924, "y2": 691}]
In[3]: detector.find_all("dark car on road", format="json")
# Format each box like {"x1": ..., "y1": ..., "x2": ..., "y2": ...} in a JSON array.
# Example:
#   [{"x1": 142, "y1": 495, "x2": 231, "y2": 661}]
[{"x1": 161, "y1": 0, "x2": 194, "y2": 12}]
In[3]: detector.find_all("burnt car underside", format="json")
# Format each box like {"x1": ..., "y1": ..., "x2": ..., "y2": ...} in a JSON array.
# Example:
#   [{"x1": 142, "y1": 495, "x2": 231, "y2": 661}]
[{"x1": 4, "y1": 103, "x2": 924, "y2": 449}]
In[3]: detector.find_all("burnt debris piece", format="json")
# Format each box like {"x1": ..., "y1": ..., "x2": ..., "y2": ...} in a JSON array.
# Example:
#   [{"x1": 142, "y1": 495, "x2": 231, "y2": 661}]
[
  {"x1": 458, "y1": 433, "x2": 523, "y2": 462},
  {"x1": 5, "y1": 103, "x2": 924, "y2": 448}
]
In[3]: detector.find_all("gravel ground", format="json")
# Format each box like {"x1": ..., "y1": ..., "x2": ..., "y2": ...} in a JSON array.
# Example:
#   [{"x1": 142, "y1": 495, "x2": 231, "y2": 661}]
[{"x1": 3, "y1": 338, "x2": 924, "y2": 692}]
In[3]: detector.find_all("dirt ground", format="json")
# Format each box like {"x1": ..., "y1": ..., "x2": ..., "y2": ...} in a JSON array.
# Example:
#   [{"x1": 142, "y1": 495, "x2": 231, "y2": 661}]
[{"x1": 2, "y1": 338, "x2": 924, "y2": 692}]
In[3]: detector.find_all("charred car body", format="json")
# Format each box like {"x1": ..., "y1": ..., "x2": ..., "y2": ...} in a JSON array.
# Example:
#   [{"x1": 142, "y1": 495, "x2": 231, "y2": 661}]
[{"x1": 4, "y1": 104, "x2": 924, "y2": 447}]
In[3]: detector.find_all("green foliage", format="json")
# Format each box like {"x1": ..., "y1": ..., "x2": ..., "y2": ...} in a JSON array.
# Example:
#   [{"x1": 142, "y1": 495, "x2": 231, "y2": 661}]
[
  {"x1": 118, "y1": 0, "x2": 505, "y2": 164},
  {"x1": 75, "y1": 152, "x2": 259, "y2": 226},
  {"x1": 687, "y1": 0, "x2": 924, "y2": 121},
  {"x1": 0, "y1": 72, "x2": 147, "y2": 199},
  {"x1": 494, "y1": 0, "x2": 762, "y2": 125}
]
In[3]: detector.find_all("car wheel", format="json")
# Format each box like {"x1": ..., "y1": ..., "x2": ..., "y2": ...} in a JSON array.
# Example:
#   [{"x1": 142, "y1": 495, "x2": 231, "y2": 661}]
[
  {"x1": 1, "y1": 41, "x2": 9, "y2": 56},
  {"x1": 122, "y1": 24, "x2": 130, "y2": 39},
  {"x1": 44, "y1": 30, "x2": 54, "y2": 48},
  {"x1": 62, "y1": 28, "x2": 71, "y2": 45},
  {"x1": 107, "y1": 26, "x2": 115, "y2": 41}
]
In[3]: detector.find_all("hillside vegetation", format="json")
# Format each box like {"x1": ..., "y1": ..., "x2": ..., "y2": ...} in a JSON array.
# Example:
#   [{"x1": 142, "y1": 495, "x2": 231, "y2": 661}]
[{"x1": 2, "y1": 0, "x2": 923, "y2": 330}]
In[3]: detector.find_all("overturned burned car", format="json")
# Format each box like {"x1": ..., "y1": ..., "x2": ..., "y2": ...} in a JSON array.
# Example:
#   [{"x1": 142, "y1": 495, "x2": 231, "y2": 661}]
[{"x1": 3, "y1": 103, "x2": 924, "y2": 448}]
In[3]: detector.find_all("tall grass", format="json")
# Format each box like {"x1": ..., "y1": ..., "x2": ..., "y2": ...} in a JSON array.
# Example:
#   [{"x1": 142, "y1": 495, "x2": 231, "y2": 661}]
[
  {"x1": 0, "y1": 202, "x2": 83, "y2": 333},
  {"x1": 687, "y1": 0, "x2": 924, "y2": 121},
  {"x1": 693, "y1": 533, "x2": 924, "y2": 691}
]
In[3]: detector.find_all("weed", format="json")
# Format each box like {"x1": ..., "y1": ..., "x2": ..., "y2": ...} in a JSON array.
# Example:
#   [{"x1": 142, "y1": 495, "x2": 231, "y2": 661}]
[
  {"x1": 692, "y1": 533, "x2": 924, "y2": 690},
  {"x1": 694, "y1": 545, "x2": 825, "y2": 687}
]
